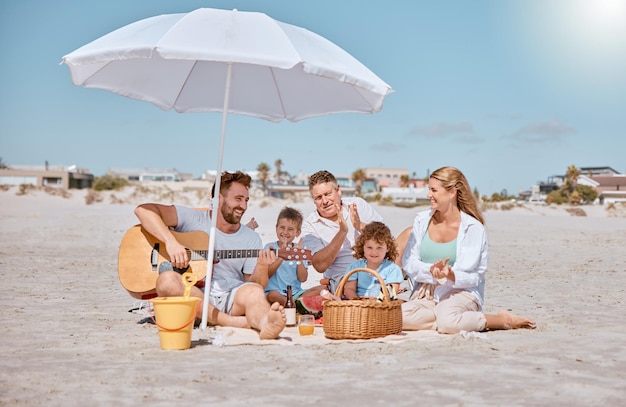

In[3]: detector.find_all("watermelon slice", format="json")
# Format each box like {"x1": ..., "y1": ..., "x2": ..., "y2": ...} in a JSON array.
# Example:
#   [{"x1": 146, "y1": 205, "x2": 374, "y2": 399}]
[{"x1": 296, "y1": 295, "x2": 325, "y2": 319}]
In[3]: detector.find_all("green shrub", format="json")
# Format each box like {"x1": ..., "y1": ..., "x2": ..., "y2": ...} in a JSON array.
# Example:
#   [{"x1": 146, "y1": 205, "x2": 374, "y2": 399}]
[
  {"x1": 576, "y1": 184, "x2": 598, "y2": 203},
  {"x1": 568, "y1": 190, "x2": 582, "y2": 205},
  {"x1": 546, "y1": 190, "x2": 567, "y2": 204},
  {"x1": 92, "y1": 175, "x2": 130, "y2": 191}
]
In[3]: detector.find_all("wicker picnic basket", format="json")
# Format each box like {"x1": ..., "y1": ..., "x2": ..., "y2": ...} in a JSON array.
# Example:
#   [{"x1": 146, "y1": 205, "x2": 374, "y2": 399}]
[{"x1": 323, "y1": 267, "x2": 403, "y2": 339}]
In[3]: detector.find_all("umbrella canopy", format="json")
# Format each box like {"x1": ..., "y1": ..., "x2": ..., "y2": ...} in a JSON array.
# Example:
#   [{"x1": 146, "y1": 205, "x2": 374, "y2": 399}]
[
  {"x1": 62, "y1": 7, "x2": 393, "y2": 330},
  {"x1": 62, "y1": 8, "x2": 392, "y2": 122}
]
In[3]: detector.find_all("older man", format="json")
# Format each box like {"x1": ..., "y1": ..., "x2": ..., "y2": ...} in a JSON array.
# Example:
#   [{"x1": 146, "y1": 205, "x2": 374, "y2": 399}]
[{"x1": 301, "y1": 170, "x2": 383, "y2": 294}]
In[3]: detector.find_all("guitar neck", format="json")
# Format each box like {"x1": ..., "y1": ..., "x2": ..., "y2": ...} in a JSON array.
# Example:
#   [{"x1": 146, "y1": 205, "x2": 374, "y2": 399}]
[
  {"x1": 118, "y1": 226, "x2": 312, "y2": 300},
  {"x1": 189, "y1": 248, "x2": 268, "y2": 261}
]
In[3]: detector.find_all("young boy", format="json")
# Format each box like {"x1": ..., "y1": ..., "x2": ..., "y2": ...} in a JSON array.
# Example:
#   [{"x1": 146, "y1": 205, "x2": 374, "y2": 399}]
[{"x1": 265, "y1": 207, "x2": 309, "y2": 305}]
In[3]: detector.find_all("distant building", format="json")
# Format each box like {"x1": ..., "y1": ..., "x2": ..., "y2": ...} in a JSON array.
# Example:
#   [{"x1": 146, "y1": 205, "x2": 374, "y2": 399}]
[
  {"x1": 334, "y1": 175, "x2": 354, "y2": 189},
  {"x1": 591, "y1": 174, "x2": 626, "y2": 204},
  {"x1": 363, "y1": 167, "x2": 409, "y2": 188},
  {"x1": 0, "y1": 164, "x2": 93, "y2": 189},
  {"x1": 524, "y1": 185, "x2": 546, "y2": 203},
  {"x1": 537, "y1": 173, "x2": 597, "y2": 193},
  {"x1": 290, "y1": 172, "x2": 309, "y2": 186},
  {"x1": 361, "y1": 179, "x2": 378, "y2": 195},
  {"x1": 380, "y1": 186, "x2": 429, "y2": 203},
  {"x1": 332, "y1": 175, "x2": 356, "y2": 196},
  {"x1": 202, "y1": 169, "x2": 258, "y2": 183},
  {"x1": 579, "y1": 166, "x2": 621, "y2": 177},
  {"x1": 108, "y1": 167, "x2": 192, "y2": 182},
  {"x1": 537, "y1": 176, "x2": 562, "y2": 195},
  {"x1": 529, "y1": 165, "x2": 625, "y2": 204},
  {"x1": 267, "y1": 184, "x2": 309, "y2": 199}
]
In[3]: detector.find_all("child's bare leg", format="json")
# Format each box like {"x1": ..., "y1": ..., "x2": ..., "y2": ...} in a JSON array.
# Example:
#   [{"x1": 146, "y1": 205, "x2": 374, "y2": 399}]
[{"x1": 267, "y1": 290, "x2": 287, "y2": 306}]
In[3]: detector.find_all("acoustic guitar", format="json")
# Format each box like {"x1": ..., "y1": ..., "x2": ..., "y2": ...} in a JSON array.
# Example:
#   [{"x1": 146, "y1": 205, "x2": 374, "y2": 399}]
[{"x1": 118, "y1": 225, "x2": 311, "y2": 299}]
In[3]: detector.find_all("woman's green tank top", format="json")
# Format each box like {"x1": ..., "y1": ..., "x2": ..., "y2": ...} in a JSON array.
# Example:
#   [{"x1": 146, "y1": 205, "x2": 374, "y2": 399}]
[{"x1": 420, "y1": 231, "x2": 457, "y2": 266}]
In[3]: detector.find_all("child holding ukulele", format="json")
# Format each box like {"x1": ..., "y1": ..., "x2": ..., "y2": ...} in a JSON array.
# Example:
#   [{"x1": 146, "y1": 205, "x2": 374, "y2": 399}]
[{"x1": 264, "y1": 207, "x2": 309, "y2": 305}]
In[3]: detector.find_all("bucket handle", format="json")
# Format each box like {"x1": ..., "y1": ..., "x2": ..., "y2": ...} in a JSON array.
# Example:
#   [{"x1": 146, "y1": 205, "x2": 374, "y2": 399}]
[
  {"x1": 150, "y1": 272, "x2": 200, "y2": 331},
  {"x1": 151, "y1": 303, "x2": 199, "y2": 332}
]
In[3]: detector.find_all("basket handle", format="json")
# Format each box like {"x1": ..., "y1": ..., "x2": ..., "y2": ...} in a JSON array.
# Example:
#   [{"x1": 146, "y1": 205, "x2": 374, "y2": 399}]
[{"x1": 334, "y1": 267, "x2": 393, "y2": 304}]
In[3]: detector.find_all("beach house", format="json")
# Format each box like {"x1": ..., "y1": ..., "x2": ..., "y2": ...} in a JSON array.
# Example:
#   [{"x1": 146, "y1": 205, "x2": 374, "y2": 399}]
[{"x1": 0, "y1": 164, "x2": 93, "y2": 189}]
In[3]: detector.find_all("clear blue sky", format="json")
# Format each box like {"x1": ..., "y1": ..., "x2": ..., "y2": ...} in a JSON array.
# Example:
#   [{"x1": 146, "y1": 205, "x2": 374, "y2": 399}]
[{"x1": 1, "y1": 0, "x2": 625, "y2": 195}]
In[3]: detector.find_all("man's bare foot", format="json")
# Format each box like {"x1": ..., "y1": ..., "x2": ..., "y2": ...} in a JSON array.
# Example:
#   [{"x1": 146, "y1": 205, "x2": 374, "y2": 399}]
[
  {"x1": 499, "y1": 310, "x2": 536, "y2": 329},
  {"x1": 259, "y1": 302, "x2": 286, "y2": 340}
]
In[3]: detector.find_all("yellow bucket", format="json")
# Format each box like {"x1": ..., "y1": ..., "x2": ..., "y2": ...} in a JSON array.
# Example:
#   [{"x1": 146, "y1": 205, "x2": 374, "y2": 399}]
[{"x1": 149, "y1": 272, "x2": 200, "y2": 350}]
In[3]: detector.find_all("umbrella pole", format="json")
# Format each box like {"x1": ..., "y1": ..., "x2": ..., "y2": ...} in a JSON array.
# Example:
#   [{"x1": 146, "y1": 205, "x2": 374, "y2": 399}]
[{"x1": 200, "y1": 62, "x2": 233, "y2": 330}]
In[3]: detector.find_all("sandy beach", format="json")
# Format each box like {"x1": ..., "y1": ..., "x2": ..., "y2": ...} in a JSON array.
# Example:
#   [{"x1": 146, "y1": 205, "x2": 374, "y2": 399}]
[{"x1": 1, "y1": 184, "x2": 625, "y2": 406}]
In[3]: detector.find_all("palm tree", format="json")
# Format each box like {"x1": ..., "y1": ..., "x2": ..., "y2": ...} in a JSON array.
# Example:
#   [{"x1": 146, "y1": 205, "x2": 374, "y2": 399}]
[
  {"x1": 564, "y1": 164, "x2": 580, "y2": 197},
  {"x1": 257, "y1": 162, "x2": 271, "y2": 196},
  {"x1": 274, "y1": 159, "x2": 283, "y2": 183},
  {"x1": 399, "y1": 174, "x2": 410, "y2": 188},
  {"x1": 351, "y1": 168, "x2": 366, "y2": 196}
]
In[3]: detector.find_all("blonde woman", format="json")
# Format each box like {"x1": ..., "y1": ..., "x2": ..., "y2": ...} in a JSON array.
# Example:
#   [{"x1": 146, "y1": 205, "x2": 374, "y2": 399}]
[{"x1": 402, "y1": 166, "x2": 536, "y2": 333}]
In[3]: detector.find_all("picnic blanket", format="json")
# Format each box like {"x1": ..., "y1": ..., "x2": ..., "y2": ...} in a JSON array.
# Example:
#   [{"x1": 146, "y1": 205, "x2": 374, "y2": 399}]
[{"x1": 191, "y1": 325, "x2": 450, "y2": 347}]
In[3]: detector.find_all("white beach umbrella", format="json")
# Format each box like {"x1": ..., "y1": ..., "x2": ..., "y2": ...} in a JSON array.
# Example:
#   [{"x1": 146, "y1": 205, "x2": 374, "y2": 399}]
[{"x1": 62, "y1": 7, "x2": 393, "y2": 329}]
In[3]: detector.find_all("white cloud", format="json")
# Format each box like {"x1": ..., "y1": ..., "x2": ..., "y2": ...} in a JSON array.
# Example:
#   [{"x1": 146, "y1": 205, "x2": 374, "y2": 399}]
[{"x1": 508, "y1": 120, "x2": 575, "y2": 144}]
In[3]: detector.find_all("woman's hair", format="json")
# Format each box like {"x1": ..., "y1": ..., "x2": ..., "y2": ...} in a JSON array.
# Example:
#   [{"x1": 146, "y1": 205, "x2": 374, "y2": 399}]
[
  {"x1": 276, "y1": 206, "x2": 304, "y2": 230},
  {"x1": 430, "y1": 166, "x2": 484, "y2": 224},
  {"x1": 352, "y1": 221, "x2": 398, "y2": 262}
]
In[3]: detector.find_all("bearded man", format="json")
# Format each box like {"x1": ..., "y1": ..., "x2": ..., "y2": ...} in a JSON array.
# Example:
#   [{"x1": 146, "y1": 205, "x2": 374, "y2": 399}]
[{"x1": 135, "y1": 171, "x2": 285, "y2": 339}]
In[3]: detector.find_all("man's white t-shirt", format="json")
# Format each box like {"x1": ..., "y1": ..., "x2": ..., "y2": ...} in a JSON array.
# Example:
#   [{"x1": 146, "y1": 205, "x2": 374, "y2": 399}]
[
  {"x1": 301, "y1": 197, "x2": 383, "y2": 286},
  {"x1": 173, "y1": 206, "x2": 261, "y2": 298}
]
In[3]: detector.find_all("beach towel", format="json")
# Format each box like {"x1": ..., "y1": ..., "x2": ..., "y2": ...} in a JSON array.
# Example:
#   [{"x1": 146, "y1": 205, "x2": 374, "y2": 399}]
[{"x1": 189, "y1": 325, "x2": 445, "y2": 347}]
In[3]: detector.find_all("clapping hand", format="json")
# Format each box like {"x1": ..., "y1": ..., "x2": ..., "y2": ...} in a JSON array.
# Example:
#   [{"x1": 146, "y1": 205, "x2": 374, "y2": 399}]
[
  {"x1": 348, "y1": 202, "x2": 363, "y2": 232},
  {"x1": 335, "y1": 203, "x2": 349, "y2": 235},
  {"x1": 246, "y1": 217, "x2": 259, "y2": 230},
  {"x1": 431, "y1": 257, "x2": 450, "y2": 284}
]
